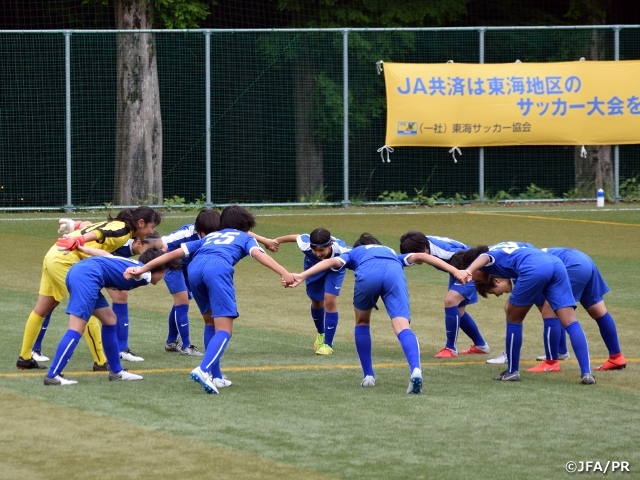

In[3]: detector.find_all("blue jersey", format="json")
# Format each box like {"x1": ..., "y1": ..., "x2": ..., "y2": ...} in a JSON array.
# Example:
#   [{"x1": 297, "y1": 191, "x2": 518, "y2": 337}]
[
  {"x1": 67, "y1": 256, "x2": 151, "y2": 291},
  {"x1": 426, "y1": 235, "x2": 470, "y2": 261},
  {"x1": 182, "y1": 229, "x2": 263, "y2": 265},
  {"x1": 479, "y1": 241, "x2": 537, "y2": 279},
  {"x1": 297, "y1": 234, "x2": 351, "y2": 283},
  {"x1": 337, "y1": 244, "x2": 409, "y2": 271},
  {"x1": 112, "y1": 239, "x2": 135, "y2": 258},
  {"x1": 163, "y1": 222, "x2": 200, "y2": 266}
]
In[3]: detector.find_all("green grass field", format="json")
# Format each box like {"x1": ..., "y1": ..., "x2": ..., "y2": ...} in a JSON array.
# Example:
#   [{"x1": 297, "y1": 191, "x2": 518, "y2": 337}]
[{"x1": 1, "y1": 204, "x2": 639, "y2": 479}]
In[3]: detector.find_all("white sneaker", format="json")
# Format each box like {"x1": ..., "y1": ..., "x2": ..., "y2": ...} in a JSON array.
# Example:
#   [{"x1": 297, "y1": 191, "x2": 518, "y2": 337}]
[
  {"x1": 407, "y1": 367, "x2": 423, "y2": 394},
  {"x1": 212, "y1": 375, "x2": 232, "y2": 388},
  {"x1": 120, "y1": 348, "x2": 144, "y2": 362},
  {"x1": 44, "y1": 374, "x2": 78, "y2": 386},
  {"x1": 190, "y1": 366, "x2": 219, "y2": 394},
  {"x1": 361, "y1": 375, "x2": 376, "y2": 387},
  {"x1": 180, "y1": 345, "x2": 204, "y2": 357},
  {"x1": 486, "y1": 351, "x2": 508, "y2": 364},
  {"x1": 32, "y1": 349, "x2": 50, "y2": 362},
  {"x1": 109, "y1": 369, "x2": 143, "y2": 381},
  {"x1": 536, "y1": 352, "x2": 571, "y2": 361}
]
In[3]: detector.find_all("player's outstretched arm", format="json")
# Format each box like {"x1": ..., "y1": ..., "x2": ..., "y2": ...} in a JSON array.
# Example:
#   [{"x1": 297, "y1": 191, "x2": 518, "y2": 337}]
[
  {"x1": 77, "y1": 245, "x2": 112, "y2": 257},
  {"x1": 123, "y1": 248, "x2": 186, "y2": 279},
  {"x1": 249, "y1": 232, "x2": 279, "y2": 252},
  {"x1": 465, "y1": 255, "x2": 491, "y2": 276},
  {"x1": 250, "y1": 249, "x2": 294, "y2": 285},
  {"x1": 406, "y1": 253, "x2": 470, "y2": 284}
]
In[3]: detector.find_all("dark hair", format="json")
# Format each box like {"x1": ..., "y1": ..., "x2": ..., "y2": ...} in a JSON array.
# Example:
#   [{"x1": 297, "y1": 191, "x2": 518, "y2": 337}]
[
  {"x1": 310, "y1": 227, "x2": 332, "y2": 246},
  {"x1": 220, "y1": 205, "x2": 256, "y2": 232},
  {"x1": 143, "y1": 229, "x2": 161, "y2": 241},
  {"x1": 475, "y1": 273, "x2": 497, "y2": 298},
  {"x1": 449, "y1": 246, "x2": 489, "y2": 269},
  {"x1": 195, "y1": 208, "x2": 221, "y2": 236},
  {"x1": 109, "y1": 206, "x2": 162, "y2": 232},
  {"x1": 399, "y1": 231, "x2": 429, "y2": 254},
  {"x1": 353, "y1": 232, "x2": 382, "y2": 248},
  {"x1": 139, "y1": 247, "x2": 182, "y2": 273}
]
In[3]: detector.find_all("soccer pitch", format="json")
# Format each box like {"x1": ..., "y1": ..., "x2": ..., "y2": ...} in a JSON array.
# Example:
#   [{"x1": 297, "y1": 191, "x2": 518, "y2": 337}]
[{"x1": 1, "y1": 205, "x2": 639, "y2": 479}]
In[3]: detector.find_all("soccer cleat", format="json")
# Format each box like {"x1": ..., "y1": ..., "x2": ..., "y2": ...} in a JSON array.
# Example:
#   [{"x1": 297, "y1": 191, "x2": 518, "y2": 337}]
[
  {"x1": 180, "y1": 345, "x2": 204, "y2": 357},
  {"x1": 536, "y1": 352, "x2": 571, "y2": 361},
  {"x1": 460, "y1": 344, "x2": 490, "y2": 355},
  {"x1": 211, "y1": 375, "x2": 233, "y2": 388},
  {"x1": 92, "y1": 362, "x2": 110, "y2": 372},
  {"x1": 433, "y1": 347, "x2": 457, "y2": 358},
  {"x1": 44, "y1": 374, "x2": 77, "y2": 386},
  {"x1": 361, "y1": 375, "x2": 376, "y2": 388},
  {"x1": 109, "y1": 369, "x2": 143, "y2": 381},
  {"x1": 32, "y1": 349, "x2": 50, "y2": 362},
  {"x1": 581, "y1": 373, "x2": 596, "y2": 385},
  {"x1": 120, "y1": 348, "x2": 144, "y2": 362},
  {"x1": 165, "y1": 340, "x2": 181, "y2": 352},
  {"x1": 313, "y1": 333, "x2": 325, "y2": 352},
  {"x1": 16, "y1": 356, "x2": 46, "y2": 370},
  {"x1": 595, "y1": 353, "x2": 627, "y2": 371},
  {"x1": 190, "y1": 366, "x2": 219, "y2": 394},
  {"x1": 486, "y1": 351, "x2": 508, "y2": 364},
  {"x1": 406, "y1": 368, "x2": 423, "y2": 394},
  {"x1": 315, "y1": 344, "x2": 333, "y2": 355},
  {"x1": 526, "y1": 360, "x2": 560, "y2": 372},
  {"x1": 493, "y1": 370, "x2": 521, "y2": 381}
]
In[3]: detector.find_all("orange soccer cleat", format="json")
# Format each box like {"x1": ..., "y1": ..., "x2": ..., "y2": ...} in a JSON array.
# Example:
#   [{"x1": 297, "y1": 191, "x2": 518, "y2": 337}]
[
  {"x1": 595, "y1": 353, "x2": 627, "y2": 371},
  {"x1": 526, "y1": 360, "x2": 560, "y2": 372},
  {"x1": 460, "y1": 344, "x2": 489, "y2": 355},
  {"x1": 433, "y1": 347, "x2": 457, "y2": 358}
]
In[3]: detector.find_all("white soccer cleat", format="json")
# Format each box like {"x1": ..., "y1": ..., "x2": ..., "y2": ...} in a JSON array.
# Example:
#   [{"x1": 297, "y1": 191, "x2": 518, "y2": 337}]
[
  {"x1": 190, "y1": 366, "x2": 219, "y2": 394},
  {"x1": 32, "y1": 349, "x2": 50, "y2": 362},
  {"x1": 486, "y1": 351, "x2": 508, "y2": 364},
  {"x1": 120, "y1": 348, "x2": 144, "y2": 362},
  {"x1": 361, "y1": 375, "x2": 376, "y2": 388},
  {"x1": 109, "y1": 369, "x2": 143, "y2": 381},
  {"x1": 44, "y1": 374, "x2": 78, "y2": 386},
  {"x1": 211, "y1": 375, "x2": 233, "y2": 388},
  {"x1": 407, "y1": 367, "x2": 423, "y2": 394},
  {"x1": 536, "y1": 352, "x2": 571, "y2": 361}
]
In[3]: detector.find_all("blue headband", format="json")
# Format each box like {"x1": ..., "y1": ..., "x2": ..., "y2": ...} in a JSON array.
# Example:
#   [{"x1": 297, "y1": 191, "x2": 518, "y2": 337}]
[{"x1": 310, "y1": 239, "x2": 332, "y2": 247}]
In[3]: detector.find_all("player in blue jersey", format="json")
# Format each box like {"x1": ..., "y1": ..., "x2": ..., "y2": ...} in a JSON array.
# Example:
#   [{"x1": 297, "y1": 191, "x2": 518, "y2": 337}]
[
  {"x1": 450, "y1": 242, "x2": 596, "y2": 385},
  {"x1": 124, "y1": 205, "x2": 294, "y2": 395},
  {"x1": 273, "y1": 228, "x2": 351, "y2": 355},
  {"x1": 43, "y1": 246, "x2": 180, "y2": 385},
  {"x1": 399, "y1": 231, "x2": 490, "y2": 358},
  {"x1": 287, "y1": 233, "x2": 469, "y2": 394},
  {"x1": 522, "y1": 247, "x2": 626, "y2": 373}
]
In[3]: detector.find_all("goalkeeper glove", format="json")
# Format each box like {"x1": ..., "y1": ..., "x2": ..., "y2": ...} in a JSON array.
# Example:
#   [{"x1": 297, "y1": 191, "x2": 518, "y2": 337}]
[
  {"x1": 56, "y1": 235, "x2": 86, "y2": 252},
  {"x1": 58, "y1": 218, "x2": 83, "y2": 235}
]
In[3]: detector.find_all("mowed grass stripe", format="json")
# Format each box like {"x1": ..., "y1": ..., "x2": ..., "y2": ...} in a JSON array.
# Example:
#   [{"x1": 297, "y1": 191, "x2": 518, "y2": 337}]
[
  {"x1": 0, "y1": 390, "x2": 338, "y2": 480},
  {"x1": 3, "y1": 357, "x2": 634, "y2": 378},
  {"x1": 469, "y1": 211, "x2": 640, "y2": 227}
]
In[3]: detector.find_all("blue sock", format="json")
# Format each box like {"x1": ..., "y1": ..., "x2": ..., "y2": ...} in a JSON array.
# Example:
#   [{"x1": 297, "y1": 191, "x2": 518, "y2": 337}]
[
  {"x1": 354, "y1": 325, "x2": 374, "y2": 377},
  {"x1": 595, "y1": 312, "x2": 621, "y2": 355},
  {"x1": 443, "y1": 306, "x2": 460, "y2": 351},
  {"x1": 558, "y1": 328, "x2": 568, "y2": 355},
  {"x1": 459, "y1": 311, "x2": 486, "y2": 347},
  {"x1": 201, "y1": 331, "x2": 231, "y2": 373},
  {"x1": 102, "y1": 324, "x2": 123, "y2": 373},
  {"x1": 505, "y1": 322, "x2": 523, "y2": 374},
  {"x1": 174, "y1": 304, "x2": 191, "y2": 347},
  {"x1": 397, "y1": 329, "x2": 421, "y2": 372},
  {"x1": 565, "y1": 322, "x2": 591, "y2": 375},
  {"x1": 112, "y1": 303, "x2": 129, "y2": 351},
  {"x1": 34, "y1": 309, "x2": 53, "y2": 351},
  {"x1": 324, "y1": 312, "x2": 339, "y2": 346},
  {"x1": 311, "y1": 306, "x2": 325, "y2": 334},
  {"x1": 47, "y1": 330, "x2": 82, "y2": 378},
  {"x1": 166, "y1": 306, "x2": 179, "y2": 343},
  {"x1": 542, "y1": 317, "x2": 561, "y2": 360},
  {"x1": 203, "y1": 325, "x2": 216, "y2": 351}
]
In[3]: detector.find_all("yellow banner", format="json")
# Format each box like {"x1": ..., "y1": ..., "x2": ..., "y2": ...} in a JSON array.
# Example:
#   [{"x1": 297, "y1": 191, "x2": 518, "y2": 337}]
[{"x1": 383, "y1": 61, "x2": 640, "y2": 147}]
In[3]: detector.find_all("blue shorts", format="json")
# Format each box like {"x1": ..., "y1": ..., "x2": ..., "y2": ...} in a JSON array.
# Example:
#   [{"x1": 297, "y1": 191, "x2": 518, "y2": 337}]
[
  {"x1": 188, "y1": 256, "x2": 238, "y2": 318},
  {"x1": 305, "y1": 268, "x2": 346, "y2": 301},
  {"x1": 511, "y1": 255, "x2": 576, "y2": 311},
  {"x1": 535, "y1": 250, "x2": 609, "y2": 309},
  {"x1": 164, "y1": 267, "x2": 193, "y2": 299},
  {"x1": 448, "y1": 275, "x2": 478, "y2": 306},
  {"x1": 65, "y1": 264, "x2": 110, "y2": 320},
  {"x1": 353, "y1": 260, "x2": 411, "y2": 320}
]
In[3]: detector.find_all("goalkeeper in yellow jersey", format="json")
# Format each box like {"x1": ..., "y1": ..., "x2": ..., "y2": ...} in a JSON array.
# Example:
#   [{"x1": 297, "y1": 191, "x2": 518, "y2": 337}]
[{"x1": 16, "y1": 206, "x2": 162, "y2": 371}]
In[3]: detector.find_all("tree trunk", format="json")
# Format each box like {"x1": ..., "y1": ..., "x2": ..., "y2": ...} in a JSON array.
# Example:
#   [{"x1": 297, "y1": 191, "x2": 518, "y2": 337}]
[
  {"x1": 294, "y1": 60, "x2": 324, "y2": 201},
  {"x1": 114, "y1": 0, "x2": 163, "y2": 205},
  {"x1": 574, "y1": 28, "x2": 613, "y2": 194}
]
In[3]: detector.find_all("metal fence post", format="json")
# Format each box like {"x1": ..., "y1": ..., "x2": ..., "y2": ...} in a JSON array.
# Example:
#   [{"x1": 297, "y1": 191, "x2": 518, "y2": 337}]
[
  {"x1": 342, "y1": 29, "x2": 350, "y2": 207},
  {"x1": 614, "y1": 26, "x2": 620, "y2": 201},
  {"x1": 478, "y1": 27, "x2": 485, "y2": 200},
  {"x1": 65, "y1": 31, "x2": 73, "y2": 211},
  {"x1": 205, "y1": 31, "x2": 212, "y2": 206}
]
